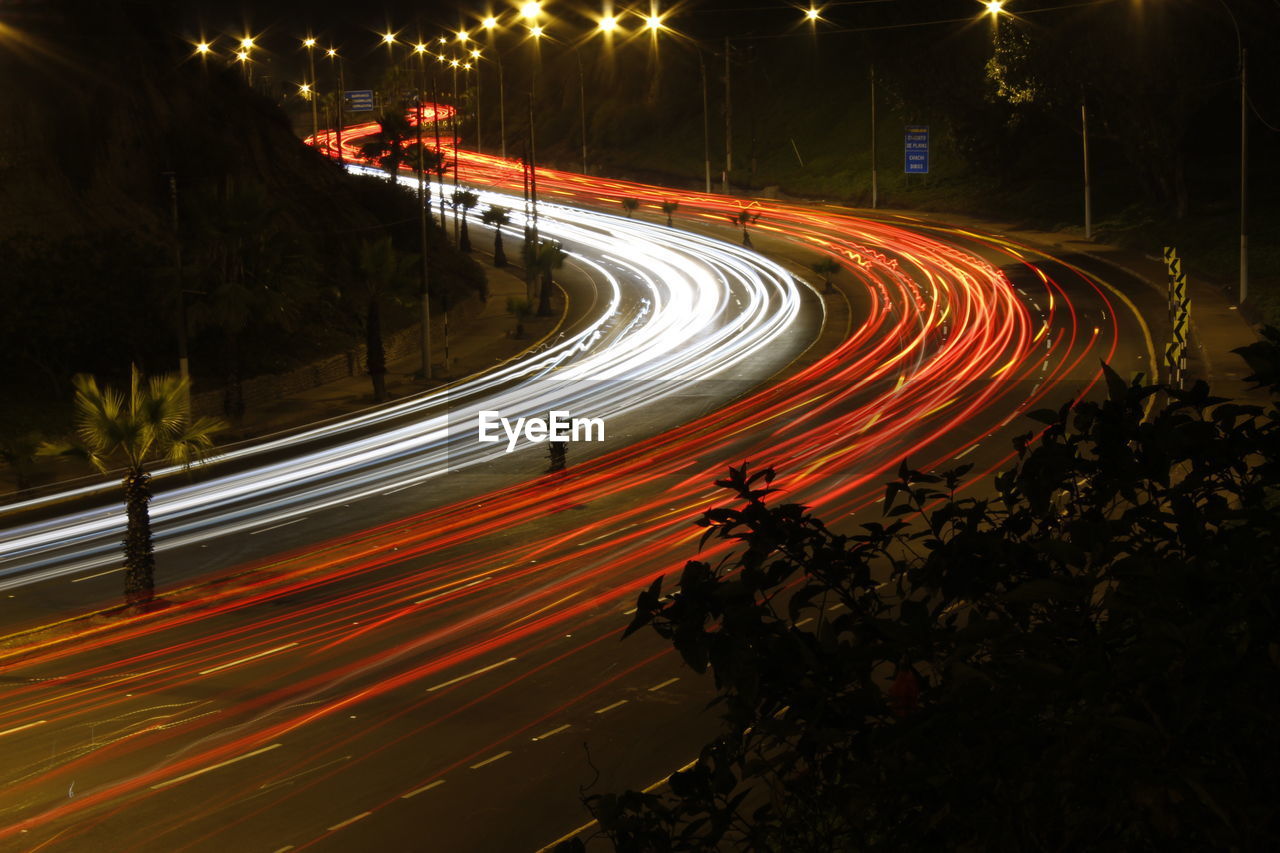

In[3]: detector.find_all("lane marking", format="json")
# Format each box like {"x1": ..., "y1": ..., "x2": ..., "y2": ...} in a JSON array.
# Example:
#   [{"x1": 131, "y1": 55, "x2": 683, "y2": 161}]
[
  {"x1": 469, "y1": 751, "x2": 511, "y2": 769},
  {"x1": 502, "y1": 591, "x2": 583, "y2": 630},
  {"x1": 381, "y1": 481, "x2": 422, "y2": 496},
  {"x1": 594, "y1": 700, "x2": 628, "y2": 715},
  {"x1": 250, "y1": 517, "x2": 309, "y2": 536},
  {"x1": 426, "y1": 657, "x2": 517, "y2": 693},
  {"x1": 198, "y1": 642, "x2": 299, "y2": 676},
  {"x1": 401, "y1": 779, "x2": 446, "y2": 799},
  {"x1": 70, "y1": 566, "x2": 125, "y2": 583},
  {"x1": 531, "y1": 724, "x2": 571, "y2": 742},
  {"x1": 647, "y1": 678, "x2": 679, "y2": 692},
  {"x1": 150, "y1": 742, "x2": 282, "y2": 790},
  {"x1": 795, "y1": 617, "x2": 813, "y2": 627},
  {"x1": 271, "y1": 847, "x2": 295, "y2": 853},
  {"x1": 414, "y1": 575, "x2": 491, "y2": 605},
  {"x1": 954, "y1": 444, "x2": 979, "y2": 460},
  {"x1": 328, "y1": 812, "x2": 371, "y2": 832},
  {"x1": 0, "y1": 720, "x2": 47, "y2": 738},
  {"x1": 258, "y1": 755, "x2": 351, "y2": 792},
  {"x1": 536, "y1": 757, "x2": 699, "y2": 852}
]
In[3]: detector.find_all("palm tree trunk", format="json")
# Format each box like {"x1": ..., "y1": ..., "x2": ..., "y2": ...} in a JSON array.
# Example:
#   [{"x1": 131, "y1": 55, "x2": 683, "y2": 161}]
[
  {"x1": 122, "y1": 466, "x2": 155, "y2": 607},
  {"x1": 460, "y1": 217, "x2": 471, "y2": 253},
  {"x1": 538, "y1": 269, "x2": 554, "y2": 317},
  {"x1": 366, "y1": 296, "x2": 387, "y2": 402},
  {"x1": 494, "y1": 230, "x2": 507, "y2": 267}
]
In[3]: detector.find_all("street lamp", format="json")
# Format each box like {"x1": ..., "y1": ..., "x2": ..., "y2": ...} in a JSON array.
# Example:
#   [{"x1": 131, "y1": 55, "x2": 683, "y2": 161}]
[
  {"x1": 326, "y1": 47, "x2": 346, "y2": 163},
  {"x1": 984, "y1": 0, "x2": 1005, "y2": 14},
  {"x1": 302, "y1": 36, "x2": 320, "y2": 154},
  {"x1": 520, "y1": 1, "x2": 542, "y2": 20},
  {"x1": 411, "y1": 42, "x2": 434, "y2": 381}
]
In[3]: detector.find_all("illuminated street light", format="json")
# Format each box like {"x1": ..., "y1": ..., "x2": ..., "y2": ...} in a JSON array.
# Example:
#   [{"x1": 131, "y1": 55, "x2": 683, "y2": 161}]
[
  {"x1": 530, "y1": 24, "x2": 545, "y2": 38},
  {"x1": 415, "y1": 42, "x2": 429, "y2": 54},
  {"x1": 805, "y1": 7, "x2": 821, "y2": 22},
  {"x1": 598, "y1": 15, "x2": 618, "y2": 32},
  {"x1": 298, "y1": 83, "x2": 312, "y2": 96},
  {"x1": 235, "y1": 49, "x2": 249, "y2": 62},
  {"x1": 240, "y1": 36, "x2": 254, "y2": 50},
  {"x1": 984, "y1": 0, "x2": 1005, "y2": 15},
  {"x1": 326, "y1": 47, "x2": 337, "y2": 57},
  {"x1": 471, "y1": 49, "x2": 482, "y2": 59},
  {"x1": 482, "y1": 16, "x2": 499, "y2": 30},
  {"x1": 302, "y1": 37, "x2": 321, "y2": 151},
  {"x1": 521, "y1": 2, "x2": 542, "y2": 21},
  {"x1": 457, "y1": 30, "x2": 470, "y2": 42},
  {"x1": 383, "y1": 32, "x2": 397, "y2": 45},
  {"x1": 194, "y1": 41, "x2": 211, "y2": 55},
  {"x1": 644, "y1": 14, "x2": 664, "y2": 31},
  {"x1": 439, "y1": 36, "x2": 449, "y2": 45}
]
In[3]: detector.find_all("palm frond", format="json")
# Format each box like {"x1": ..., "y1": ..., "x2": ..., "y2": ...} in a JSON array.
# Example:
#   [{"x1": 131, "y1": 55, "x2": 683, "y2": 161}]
[{"x1": 163, "y1": 416, "x2": 227, "y2": 469}]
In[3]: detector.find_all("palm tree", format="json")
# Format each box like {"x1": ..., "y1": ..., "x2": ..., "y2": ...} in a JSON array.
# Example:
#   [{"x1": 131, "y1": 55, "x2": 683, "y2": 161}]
[
  {"x1": 359, "y1": 110, "x2": 413, "y2": 183},
  {"x1": 620, "y1": 197, "x2": 639, "y2": 218},
  {"x1": 661, "y1": 200, "x2": 680, "y2": 227},
  {"x1": 452, "y1": 190, "x2": 480, "y2": 253},
  {"x1": 353, "y1": 236, "x2": 419, "y2": 402},
  {"x1": 39, "y1": 368, "x2": 224, "y2": 607},
  {"x1": 527, "y1": 240, "x2": 567, "y2": 318},
  {"x1": 506, "y1": 296, "x2": 531, "y2": 339},
  {"x1": 729, "y1": 207, "x2": 762, "y2": 248},
  {"x1": 812, "y1": 256, "x2": 842, "y2": 293},
  {"x1": 482, "y1": 205, "x2": 512, "y2": 268}
]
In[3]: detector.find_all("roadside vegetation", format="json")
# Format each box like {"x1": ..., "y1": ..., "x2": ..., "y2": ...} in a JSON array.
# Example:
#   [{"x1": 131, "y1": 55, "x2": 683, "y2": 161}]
[{"x1": 560, "y1": 334, "x2": 1280, "y2": 851}]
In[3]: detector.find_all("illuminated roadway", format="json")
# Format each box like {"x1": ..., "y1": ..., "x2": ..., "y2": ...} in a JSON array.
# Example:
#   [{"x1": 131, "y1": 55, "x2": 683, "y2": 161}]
[{"x1": 0, "y1": 105, "x2": 1162, "y2": 851}]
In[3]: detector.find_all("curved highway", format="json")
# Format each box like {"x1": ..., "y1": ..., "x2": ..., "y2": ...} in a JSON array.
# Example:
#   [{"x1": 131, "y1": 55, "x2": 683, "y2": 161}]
[{"x1": 0, "y1": 104, "x2": 1160, "y2": 852}]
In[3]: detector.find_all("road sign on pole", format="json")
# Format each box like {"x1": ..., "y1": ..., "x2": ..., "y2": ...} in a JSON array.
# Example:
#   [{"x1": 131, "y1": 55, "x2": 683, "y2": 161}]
[
  {"x1": 344, "y1": 89, "x2": 375, "y2": 112},
  {"x1": 904, "y1": 125, "x2": 929, "y2": 174}
]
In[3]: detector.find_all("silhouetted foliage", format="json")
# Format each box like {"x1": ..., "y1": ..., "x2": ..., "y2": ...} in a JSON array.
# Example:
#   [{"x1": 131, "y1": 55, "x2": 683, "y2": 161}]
[{"x1": 559, "y1": 342, "x2": 1280, "y2": 852}]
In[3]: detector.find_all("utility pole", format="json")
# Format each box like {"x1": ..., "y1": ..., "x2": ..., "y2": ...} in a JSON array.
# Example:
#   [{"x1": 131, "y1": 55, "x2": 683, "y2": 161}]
[
  {"x1": 1082, "y1": 98, "x2": 1092, "y2": 240},
  {"x1": 723, "y1": 36, "x2": 732, "y2": 195},
  {"x1": 870, "y1": 64, "x2": 878, "y2": 210},
  {"x1": 700, "y1": 50, "x2": 712, "y2": 194}
]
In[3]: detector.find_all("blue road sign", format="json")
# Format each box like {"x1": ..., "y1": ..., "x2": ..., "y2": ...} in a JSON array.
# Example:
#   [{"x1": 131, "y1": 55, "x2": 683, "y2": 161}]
[
  {"x1": 904, "y1": 125, "x2": 929, "y2": 174},
  {"x1": 344, "y1": 89, "x2": 375, "y2": 112}
]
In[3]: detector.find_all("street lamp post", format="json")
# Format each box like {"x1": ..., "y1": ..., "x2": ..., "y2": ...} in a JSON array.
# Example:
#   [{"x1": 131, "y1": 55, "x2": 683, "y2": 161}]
[
  {"x1": 700, "y1": 50, "x2": 712, "y2": 194},
  {"x1": 328, "y1": 49, "x2": 346, "y2": 163},
  {"x1": 303, "y1": 38, "x2": 320, "y2": 151},
  {"x1": 415, "y1": 44, "x2": 433, "y2": 381},
  {"x1": 870, "y1": 64, "x2": 877, "y2": 209},
  {"x1": 1082, "y1": 98, "x2": 1092, "y2": 240},
  {"x1": 723, "y1": 36, "x2": 732, "y2": 195}
]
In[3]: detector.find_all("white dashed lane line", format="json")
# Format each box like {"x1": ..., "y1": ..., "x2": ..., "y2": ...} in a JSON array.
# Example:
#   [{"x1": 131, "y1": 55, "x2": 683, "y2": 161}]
[
  {"x1": 401, "y1": 779, "x2": 446, "y2": 799},
  {"x1": 647, "y1": 677, "x2": 679, "y2": 692},
  {"x1": 470, "y1": 751, "x2": 512, "y2": 770},
  {"x1": 426, "y1": 657, "x2": 517, "y2": 693}
]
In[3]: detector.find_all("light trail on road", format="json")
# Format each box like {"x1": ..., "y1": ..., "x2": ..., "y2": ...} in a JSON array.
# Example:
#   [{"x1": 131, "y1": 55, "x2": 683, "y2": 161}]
[{"x1": 0, "y1": 103, "x2": 1151, "y2": 851}]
